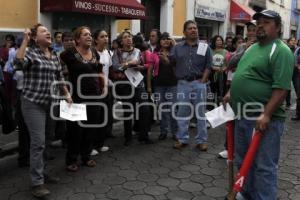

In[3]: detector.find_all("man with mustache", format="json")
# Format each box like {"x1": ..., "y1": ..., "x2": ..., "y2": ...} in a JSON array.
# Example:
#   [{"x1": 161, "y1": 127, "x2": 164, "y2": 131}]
[
  {"x1": 170, "y1": 20, "x2": 212, "y2": 151},
  {"x1": 223, "y1": 10, "x2": 294, "y2": 200}
]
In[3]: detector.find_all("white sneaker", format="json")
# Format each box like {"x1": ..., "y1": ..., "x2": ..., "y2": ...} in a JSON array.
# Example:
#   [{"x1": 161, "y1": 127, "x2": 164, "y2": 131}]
[
  {"x1": 100, "y1": 146, "x2": 109, "y2": 152},
  {"x1": 189, "y1": 122, "x2": 197, "y2": 128},
  {"x1": 50, "y1": 140, "x2": 63, "y2": 147},
  {"x1": 218, "y1": 150, "x2": 228, "y2": 159},
  {"x1": 236, "y1": 192, "x2": 246, "y2": 200},
  {"x1": 116, "y1": 101, "x2": 123, "y2": 105},
  {"x1": 90, "y1": 149, "x2": 99, "y2": 156}
]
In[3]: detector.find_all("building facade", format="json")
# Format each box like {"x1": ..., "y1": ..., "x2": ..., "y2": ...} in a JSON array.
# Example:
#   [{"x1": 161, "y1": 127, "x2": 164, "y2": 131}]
[
  {"x1": 0, "y1": 0, "x2": 146, "y2": 42},
  {"x1": 266, "y1": 0, "x2": 292, "y2": 39},
  {"x1": 291, "y1": 0, "x2": 300, "y2": 39},
  {"x1": 0, "y1": 0, "x2": 297, "y2": 43}
]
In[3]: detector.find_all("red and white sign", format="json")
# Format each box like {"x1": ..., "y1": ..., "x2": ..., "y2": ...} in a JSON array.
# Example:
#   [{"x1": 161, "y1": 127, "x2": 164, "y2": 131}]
[{"x1": 41, "y1": 0, "x2": 146, "y2": 19}]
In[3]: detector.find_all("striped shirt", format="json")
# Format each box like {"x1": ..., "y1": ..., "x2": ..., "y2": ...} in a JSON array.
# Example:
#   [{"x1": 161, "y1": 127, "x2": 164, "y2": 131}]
[{"x1": 14, "y1": 46, "x2": 64, "y2": 106}]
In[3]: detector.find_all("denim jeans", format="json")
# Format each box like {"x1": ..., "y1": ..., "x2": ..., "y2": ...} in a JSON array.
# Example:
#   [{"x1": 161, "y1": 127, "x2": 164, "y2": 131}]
[
  {"x1": 155, "y1": 86, "x2": 177, "y2": 136},
  {"x1": 176, "y1": 80, "x2": 207, "y2": 144},
  {"x1": 21, "y1": 97, "x2": 54, "y2": 186},
  {"x1": 234, "y1": 118, "x2": 284, "y2": 200}
]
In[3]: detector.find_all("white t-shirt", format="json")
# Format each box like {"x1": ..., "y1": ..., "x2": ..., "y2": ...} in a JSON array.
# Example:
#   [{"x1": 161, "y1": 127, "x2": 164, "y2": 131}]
[{"x1": 98, "y1": 49, "x2": 112, "y2": 85}]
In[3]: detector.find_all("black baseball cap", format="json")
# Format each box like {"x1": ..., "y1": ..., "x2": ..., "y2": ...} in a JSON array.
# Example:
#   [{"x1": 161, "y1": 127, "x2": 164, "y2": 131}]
[{"x1": 253, "y1": 10, "x2": 281, "y2": 21}]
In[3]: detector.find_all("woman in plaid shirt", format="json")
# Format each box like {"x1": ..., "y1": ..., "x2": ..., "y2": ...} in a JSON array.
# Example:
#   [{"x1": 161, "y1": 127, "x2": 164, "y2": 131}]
[{"x1": 15, "y1": 24, "x2": 72, "y2": 198}]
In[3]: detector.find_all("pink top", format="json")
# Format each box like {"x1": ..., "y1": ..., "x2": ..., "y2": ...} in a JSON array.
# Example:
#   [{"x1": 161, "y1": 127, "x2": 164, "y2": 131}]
[
  {"x1": 141, "y1": 50, "x2": 153, "y2": 69},
  {"x1": 151, "y1": 52, "x2": 160, "y2": 77}
]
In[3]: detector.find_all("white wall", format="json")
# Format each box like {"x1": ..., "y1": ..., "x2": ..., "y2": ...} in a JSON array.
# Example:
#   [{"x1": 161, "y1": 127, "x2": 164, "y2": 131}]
[
  {"x1": 160, "y1": 0, "x2": 174, "y2": 35},
  {"x1": 110, "y1": 18, "x2": 118, "y2": 43},
  {"x1": 131, "y1": 0, "x2": 141, "y2": 34},
  {"x1": 186, "y1": 0, "x2": 195, "y2": 20},
  {"x1": 266, "y1": 0, "x2": 292, "y2": 39},
  {"x1": 37, "y1": 0, "x2": 52, "y2": 32}
]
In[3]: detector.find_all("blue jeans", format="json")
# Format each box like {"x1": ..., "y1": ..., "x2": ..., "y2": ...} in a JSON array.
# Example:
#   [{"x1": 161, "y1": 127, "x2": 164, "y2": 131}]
[
  {"x1": 176, "y1": 80, "x2": 207, "y2": 144},
  {"x1": 155, "y1": 86, "x2": 177, "y2": 136},
  {"x1": 234, "y1": 118, "x2": 284, "y2": 200}
]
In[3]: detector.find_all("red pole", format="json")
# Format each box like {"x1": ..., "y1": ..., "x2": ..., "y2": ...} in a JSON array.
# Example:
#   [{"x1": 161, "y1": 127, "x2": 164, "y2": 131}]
[
  {"x1": 226, "y1": 121, "x2": 235, "y2": 191},
  {"x1": 225, "y1": 130, "x2": 263, "y2": 200},
  {"x1": 233, "y1": 131, "x2": 263, "y2": 192}
]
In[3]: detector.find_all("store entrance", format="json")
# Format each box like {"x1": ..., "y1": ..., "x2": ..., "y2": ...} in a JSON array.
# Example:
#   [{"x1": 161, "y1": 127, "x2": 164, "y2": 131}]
[
  {"x1": 52, "y1": 12, "x2": 111, "y2": 34},
  {"x1": 141, "y1": 0, "x2": 161, "y2": 40}
]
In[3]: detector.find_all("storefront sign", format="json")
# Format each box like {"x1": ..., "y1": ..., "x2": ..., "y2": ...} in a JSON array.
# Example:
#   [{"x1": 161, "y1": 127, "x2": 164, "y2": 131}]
[
  {"x1": 72, "y1": 1, "x2": 145, "y2": 18},
  {"x1": 195, "y1": 5, "x2": 226, "y2": 22},
  {"x1": 41, "y1": 0, "x2": 146, "y2": 19}
]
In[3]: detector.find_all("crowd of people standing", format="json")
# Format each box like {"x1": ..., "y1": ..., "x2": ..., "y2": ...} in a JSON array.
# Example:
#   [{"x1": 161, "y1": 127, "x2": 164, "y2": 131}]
[{"x1": 0, "y1": 9, "x2": 299, "y2": 200}]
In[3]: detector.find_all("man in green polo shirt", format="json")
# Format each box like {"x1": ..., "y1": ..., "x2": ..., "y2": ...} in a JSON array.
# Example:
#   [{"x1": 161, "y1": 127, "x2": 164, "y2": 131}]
[{"x1": 223, "y1": 10, "x2": 294, "y2": 200}]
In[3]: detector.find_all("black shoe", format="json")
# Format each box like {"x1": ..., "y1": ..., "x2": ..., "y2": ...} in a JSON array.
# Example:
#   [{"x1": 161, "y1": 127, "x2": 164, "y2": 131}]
[
  {"x1": 139, "y1": 138, "x2": 154, "y2": 144},
  {"x1": 158, "y1": 134, "x2": 167, "y2": 140},
  {"x1": 124, "y1": 139, "x2": 132, "y2": 146},
  {"x1": 172, "y1": 135, "x2": 178, "y2": 141},
  {"x1": 106, "y1": 134, "x2": 115, "y2": 138},
  {"x1": 18, "y1": 161, "x2": 29, "y2": 168},
  {"x1": 291, "y1": 116, "x2": 300, "y2": 121},
  {"x1": 31, "y1": 184, "x2": 50, "y2": 198},
  {"x1": 44, "y1": 153, "x2": 55, "y2": 161},
  {"x1": 44, "y1": 174, "x2": 60, "y2": 184}
]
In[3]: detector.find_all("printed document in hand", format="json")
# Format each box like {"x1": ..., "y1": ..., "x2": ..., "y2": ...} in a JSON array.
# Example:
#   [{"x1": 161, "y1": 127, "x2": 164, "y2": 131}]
[
  {"x1": 59, "y1": 100, "x2": 87, "y2": 121},
  {"x1": 124, "y1": 68, "x2": 144, "y2": 87},
  {"x1": 205, "y1": 103, "x2": 235, "y2": 128}
]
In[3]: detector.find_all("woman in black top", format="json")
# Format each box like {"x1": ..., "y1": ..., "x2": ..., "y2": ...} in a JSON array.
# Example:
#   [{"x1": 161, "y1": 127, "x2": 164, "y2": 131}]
[
  {"x1": 60, "y1": 26, "x2": 105, "y2": 172},
  {"x1": 152, "y1": 32, "x2": 177, "y2": 140}
]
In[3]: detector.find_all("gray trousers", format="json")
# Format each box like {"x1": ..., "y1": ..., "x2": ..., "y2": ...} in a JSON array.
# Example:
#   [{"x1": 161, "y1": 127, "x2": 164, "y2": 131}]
[{"x1": 21, "y1": 97, "x2": 54, "y2": 186}]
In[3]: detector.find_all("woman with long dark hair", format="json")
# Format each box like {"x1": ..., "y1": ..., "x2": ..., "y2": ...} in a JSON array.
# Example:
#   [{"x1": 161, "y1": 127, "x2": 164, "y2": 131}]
[
  {"x1": 210, "y1": 35, "x2": 228, "y2": 104},
  {"x1": 152, "y1": 32, "x2": 177, "y2": 140}
]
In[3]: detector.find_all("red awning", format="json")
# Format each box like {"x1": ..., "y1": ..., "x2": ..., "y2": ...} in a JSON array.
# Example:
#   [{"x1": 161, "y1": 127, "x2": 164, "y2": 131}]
[
  {"x1": 40, "y1": 0, "x2": 146, "y2": 19},
  {"x1": 230, "y1": 0, "x2": 255, "y2": 22}
]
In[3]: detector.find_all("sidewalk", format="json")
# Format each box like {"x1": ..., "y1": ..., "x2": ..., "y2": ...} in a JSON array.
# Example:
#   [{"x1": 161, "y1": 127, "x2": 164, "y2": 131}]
[{"x1": 0, "y1": 112, "x2": 300, "y2": 200}]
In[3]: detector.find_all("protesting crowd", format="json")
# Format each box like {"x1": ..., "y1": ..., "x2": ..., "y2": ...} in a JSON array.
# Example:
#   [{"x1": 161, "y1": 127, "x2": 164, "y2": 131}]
[{"x1": 0, "y1": 9, "x2": 299, "y2": 200}]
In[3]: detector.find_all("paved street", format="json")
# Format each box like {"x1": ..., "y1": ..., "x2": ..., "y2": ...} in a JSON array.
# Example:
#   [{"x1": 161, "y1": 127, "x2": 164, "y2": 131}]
[{"x1": 0, "y1": 111, "x2": 300, "y2": 200}]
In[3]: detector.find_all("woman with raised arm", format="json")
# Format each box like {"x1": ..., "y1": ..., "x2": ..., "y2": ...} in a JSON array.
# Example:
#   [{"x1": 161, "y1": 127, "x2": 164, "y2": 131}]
[{"x1": 15, "y1": 24, "x2": 71, "y2": 198}]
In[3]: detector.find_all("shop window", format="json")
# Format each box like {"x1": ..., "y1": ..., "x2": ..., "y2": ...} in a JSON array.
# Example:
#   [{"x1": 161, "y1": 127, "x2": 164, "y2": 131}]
[
  {"x1": 297, "y1": 0, "x2": 300, "y2": 10},
  {"x1": 52, "y1": 12, "x2": 109, "y2": 33}
]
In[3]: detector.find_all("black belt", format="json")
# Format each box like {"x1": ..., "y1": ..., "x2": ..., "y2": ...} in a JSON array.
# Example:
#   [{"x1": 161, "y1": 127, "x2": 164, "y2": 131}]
[{"x1": 180, "y1": 75, "x2": 202, "y2": 82}]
